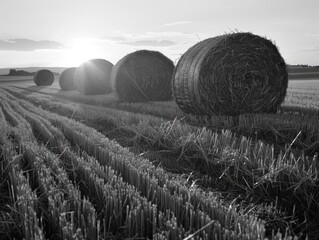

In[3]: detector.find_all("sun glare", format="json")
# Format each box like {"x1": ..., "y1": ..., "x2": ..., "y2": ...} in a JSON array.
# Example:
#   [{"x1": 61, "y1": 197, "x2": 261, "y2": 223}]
[{"x1": 63, "y1": 39, "x2": 98, "y2": 67}]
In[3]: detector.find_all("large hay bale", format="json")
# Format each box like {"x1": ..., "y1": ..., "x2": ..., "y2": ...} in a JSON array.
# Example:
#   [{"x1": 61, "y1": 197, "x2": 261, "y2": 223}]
[
  {"x1": 59, "y1": 67, "x2": 77, "y2": 91},
  {"x1": 33, "y1": 69, "x2": 54, "y2": 86},
  {"x1": 111, "y1": 50, "x2": 174, "y2": 102},
  {"x1": 173, "y1": 32, "x2": 288, "y2": 116},
  {"x1": 74, "y1": 59, "x2": 113, "y2": 95}
]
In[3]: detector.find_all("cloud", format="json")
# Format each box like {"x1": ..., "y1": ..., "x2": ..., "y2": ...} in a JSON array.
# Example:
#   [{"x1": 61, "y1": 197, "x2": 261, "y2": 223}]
[
  {"x1": 301, "y1": 46, "x2": 319, "y2": 53},
  {"x1": 104, "y1": 36, "x2": 127, "y2": 42},
  {"x1": 104, "y1": 33, "x2": 181, "y2": 47},
  {"x1": 119, "y1": 39, "x2": 177, "y2": 47},
  {"x1": 146, "y1": 31, "x2": 195, "y2": 37},
  {"x1": 165, "y1": 21, "x2": 192, "y2": 26},
  {"x1": 0, "y1": 38, "x2": 65, "y2": 51}
]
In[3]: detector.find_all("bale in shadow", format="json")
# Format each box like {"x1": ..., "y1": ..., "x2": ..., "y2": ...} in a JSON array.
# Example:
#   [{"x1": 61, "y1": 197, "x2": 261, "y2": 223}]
[
  {"x1": 59, "y1": 67, "x2": 77, "y2": 91},
  {"x1": 33, "y1": 69, "x2": 54, "y2": 86},
  {"x1": 173, "y1": 32, "x2": 288, "y2": 116},
  {"x1": 74, "y1": 59, "x2": 113, "y2": 95},
  {"x1": 111, "y1": 50, "x2": 174, "y2": 102}
]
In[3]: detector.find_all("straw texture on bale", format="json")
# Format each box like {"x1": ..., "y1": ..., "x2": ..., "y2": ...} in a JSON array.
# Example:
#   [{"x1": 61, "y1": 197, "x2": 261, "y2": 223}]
[
  {"x1": 59, "y1": 67, "x2": 77, "y2": 91},
  {"x1": 33, "y1": 69, "x2": 54, "y2": 86},
  {"x1": 173, "y1": 32, "x2": 288, "y2": 116},
  {"x1": 74, "y1": 59, "x2": 113, "y2": 95},
  {"x1": 111, "y1": 50, "x2": 174, "y2": 102}
]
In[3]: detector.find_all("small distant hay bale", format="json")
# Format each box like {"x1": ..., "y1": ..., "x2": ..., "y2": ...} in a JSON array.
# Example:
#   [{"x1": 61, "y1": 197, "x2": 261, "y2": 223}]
[
  {"x1": 173, "y1": 32, "x2": 288, "y2": 116},
  {"x1": 59, "y1": 67, "x2": 77, "y2": 91},
  {"x1": 111, "y1": 50, "x2": 174, "y2": 102},
  {"x1": 33, "y1": 69, "x2": 54, "y2": 86},
  {"x1": 74, "y1": 59, "x2": 113, "y2": 95}
]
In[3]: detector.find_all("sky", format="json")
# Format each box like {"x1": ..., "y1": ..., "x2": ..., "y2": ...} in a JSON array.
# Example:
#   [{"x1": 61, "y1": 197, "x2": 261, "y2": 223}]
[{"x1": 0, "y1": 0, "x2": 318, "y2": 68}]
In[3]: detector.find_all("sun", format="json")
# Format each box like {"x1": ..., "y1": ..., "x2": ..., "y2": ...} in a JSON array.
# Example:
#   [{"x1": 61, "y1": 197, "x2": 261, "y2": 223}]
[{"x1": 63, "y1": 39, "x2": 98, "y2": 67}]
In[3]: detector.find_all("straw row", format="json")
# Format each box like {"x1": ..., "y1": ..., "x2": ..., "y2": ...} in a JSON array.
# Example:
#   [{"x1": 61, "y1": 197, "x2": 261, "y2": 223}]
[
  {"x1": 0, "y1": 88, "x2": 300, "y2": 238},
  {"x1": 0, "y1": 97, "x2": 45, "y2": 240},
  {"x1": 2, "y1": 90, "x2": 190, "y2": 238}
]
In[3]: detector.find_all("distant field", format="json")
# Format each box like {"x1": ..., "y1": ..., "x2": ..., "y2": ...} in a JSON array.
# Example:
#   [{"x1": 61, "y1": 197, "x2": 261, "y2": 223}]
[
  {"x1": 287, "y1": 66, "x2": 319, "y2": 73},
  {"x1": 287, "y1": 66, "x2": 319, "y2": 80},
  {"x1": 0, "y1": 75, "x2": 33, "y2": 82},
  {"x1": 288, "y1": 72, "x2": 319, "y2": 80},
  {"x1": 284, "y1": 79, "x2": 319, "y2": 109}
]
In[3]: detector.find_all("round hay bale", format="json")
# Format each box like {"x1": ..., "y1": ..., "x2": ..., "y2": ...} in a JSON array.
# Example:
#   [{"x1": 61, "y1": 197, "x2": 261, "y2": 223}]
[
  {"x1": 111, "y1": 50, "x2": 174, "y2": 102},
  {"x1": 59, "y1": 67, "x2": 77, "y2": 91},
  {"x1": 173, "y1": 32, "x2": 288, "y2": 116},
  {"x1": 33, "y1": 69, "x2": 54, "y2": 86},
  {"x1": 74, "y1": 59, "x2": 113, "y2": 95}
]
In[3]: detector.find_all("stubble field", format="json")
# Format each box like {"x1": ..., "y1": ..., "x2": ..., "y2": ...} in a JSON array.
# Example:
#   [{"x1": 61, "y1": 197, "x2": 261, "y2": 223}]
[{"x1": 0, "y1": 76, "x2": 318, "y2": 240}]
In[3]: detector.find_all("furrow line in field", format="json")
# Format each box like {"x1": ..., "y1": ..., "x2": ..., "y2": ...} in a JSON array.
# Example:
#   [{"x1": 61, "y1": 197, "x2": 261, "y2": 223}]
[
  {"x1": 1, "y1": 94, "x2": 103, "y2": 239},
  {"x1": 22, "y1": 146, "x2": 97, "y2": 240},
  {"x1": 3, "y1": 93, "x2": 194, "y2": 238},
  {"x1": 0, "y1": 93, "x2": 45, "y2": 239},
  {"x1": 9, "y1": 163, "x2": 45, "y2": 240},
  {"x1": 6, "y1": 90, "x2": 273, "y2": 238},
  {"x1": 4, "y1": 88, "x2": 317, "y2": 238},
  {"x1": 7, "y1": 88, "x2": 319, "y2": 188},
  {"x1": 0, "y1": 104, "x2": 25, "y2": 239},
  {"x1": 2, "y1": 90, "x2": 188, "y2": 239},
  {"x1": 3, "y1": 86, "x2": 304, "y2": 238},
  {"x1": 6, "y1": 86, "x2": 319, "y2": 159},
  {"x1": 0, "y1": 92, "x2": 99, "y2": 239},
  {"x1": 1, "y1": 88, "x2": 304, "y2": 238}
]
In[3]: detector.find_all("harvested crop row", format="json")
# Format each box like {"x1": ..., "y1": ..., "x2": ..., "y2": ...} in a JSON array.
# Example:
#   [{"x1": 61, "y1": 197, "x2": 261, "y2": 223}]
[
  {"x1": 9, "y1": 98, "x2": 189, "y2": 238},
  {"x1": 0, "y1": 108, "x2": 25, "y2": 239},
  {"x1": 52, "y1": 111, "x2": 302, "y2": 240},
  {"x1": 20, "y1": 98, "x2": 273, "y2": 238},
  {"x1": 11, "y1": 85, "x2": 318, "y2": 161},
  {"x1": 7, "y1": 85, "x2": 319, "y2": 156},
  {"x1": 9, "y1": 166, "x2": 45, "y2": 240},
  {"x1": 3, "y1": 89, "x2": 316, "y2": 238},
  {"x1": 5, "y1": 89, "x2": 319, "y2": 187},
  {"x1": 1, "y1": 90, "x2": 274, "y2": 239},
  {"x1": 3, "y1": 92, "x2": 231, "y2": 239},
  {"x1": 2, "y1": 92, "x2": 211, "y2": 238},
  {"x1": 69, "y1": 153, "x2": 188, "y2": 239},
  {"x1": 3, "y1": 88, "x2": 310, "y2": 238},
  {"x1": 0, "y1": 95, "x2": 98, "y2": 239},
  {"x1": 2, "y1": 151, "x2": 43, "y2": 240},
  {"x1": 48, "y1": 117, "x2": 268, "y2": 239},
  {"x1": 3, "y1": 92, "x2": 133, "y2": 238},
  {"x1": 3, "y1": 95, "x2": 126, "y2": 238},
  {"x1": 23, "y1": 146, "x2": 97, "y2": 240},
  {"x1": 0, "y1": 100, "x2": 45, "y2": 239},
  {"x1": 279, "y1": 105, "x2": 319, "y2": 119},
  {"x1": 8, "y1": 83, "x2": 319, "y2": 136}
]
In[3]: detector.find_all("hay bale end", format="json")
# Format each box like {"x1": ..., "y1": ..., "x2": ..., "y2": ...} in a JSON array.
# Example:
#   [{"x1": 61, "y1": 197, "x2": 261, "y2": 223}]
[
  {"x1": 59, "y1": 67, "x2": 77, "y2": 91},
  {"x1": 173, "y1": 32, "x2": 288, "y2": 116},
  {"x1": 111, "y1": 50, "x2": 175, "y2": 102},
  {"x1": 74, "y1": 59, "x2": 113, "y2": 95},
  {"x1": 33, "y1": 69, "x2": 54, "y2": 86}
]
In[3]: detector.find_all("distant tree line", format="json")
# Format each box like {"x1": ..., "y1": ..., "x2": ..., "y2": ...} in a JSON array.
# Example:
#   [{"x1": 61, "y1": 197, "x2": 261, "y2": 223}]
[
  {"x1": 8, "y1": 69, "x2": 34, "y2": 76},
  {"x1": 7, "y1": 69, "x2": 60, "y2": 76},
  {"x1": 289, "y1": 64, "x2": 319, "y2": 68}
]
